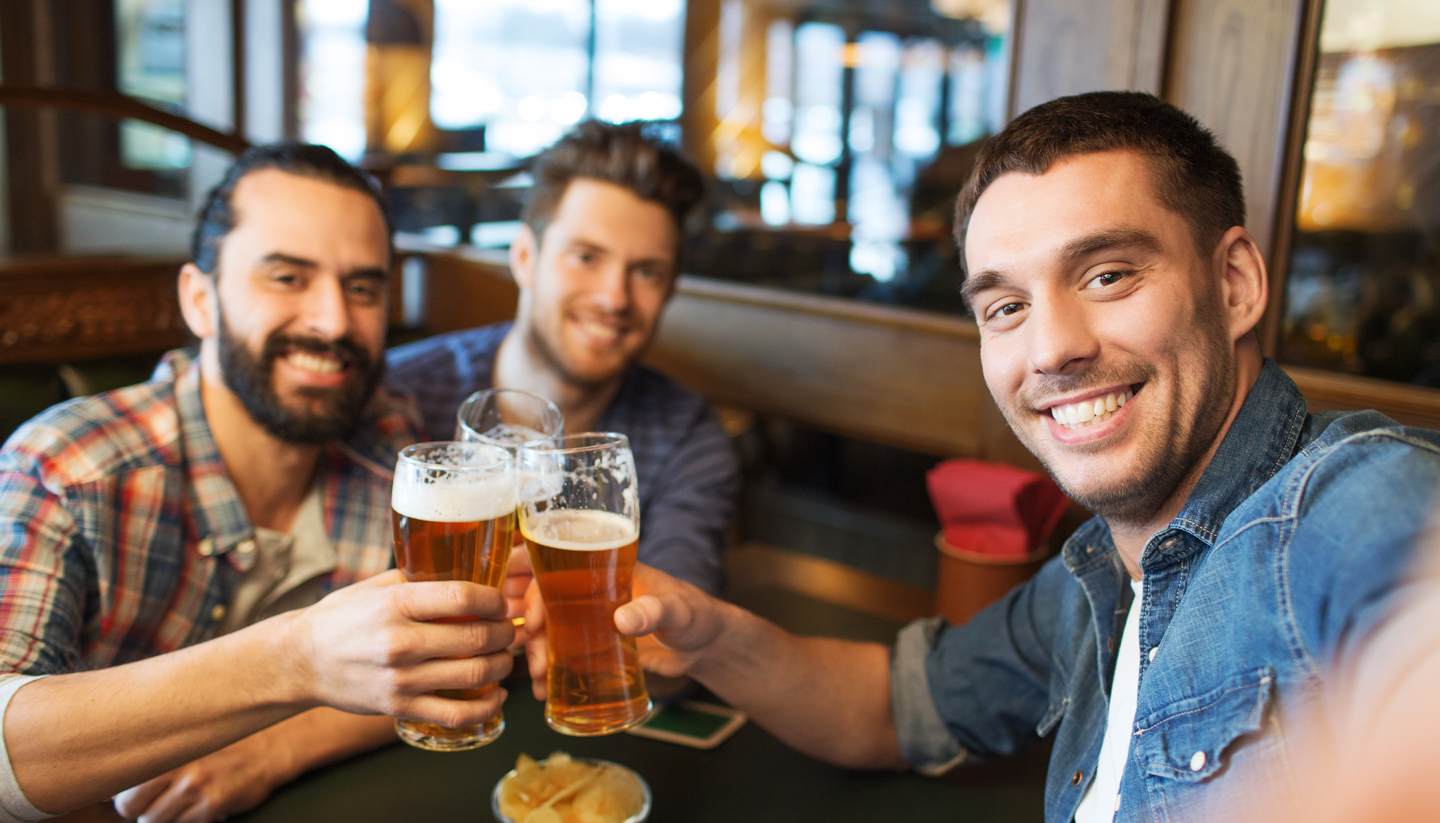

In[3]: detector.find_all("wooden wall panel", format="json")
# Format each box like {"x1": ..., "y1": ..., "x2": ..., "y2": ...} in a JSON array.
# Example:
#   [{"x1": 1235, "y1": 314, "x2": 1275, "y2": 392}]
[
  {"x1": 1164, "y1": 0, "x2": 1307, "y2": 261},
  {"x1": 1010, "y1": 0, "x2": 1171, "y2": 117}
]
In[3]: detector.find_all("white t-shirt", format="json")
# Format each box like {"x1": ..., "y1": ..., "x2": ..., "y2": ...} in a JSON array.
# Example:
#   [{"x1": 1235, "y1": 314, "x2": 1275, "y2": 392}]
[{"x1": 1075, "y1": 579, "x2": 1144, "y2": 823}]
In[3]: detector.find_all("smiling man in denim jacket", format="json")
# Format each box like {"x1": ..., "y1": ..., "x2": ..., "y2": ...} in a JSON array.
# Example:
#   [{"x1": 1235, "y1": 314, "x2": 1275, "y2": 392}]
[{"x1": 521, "y1": 91, "x2": 1440, "y2": 822}]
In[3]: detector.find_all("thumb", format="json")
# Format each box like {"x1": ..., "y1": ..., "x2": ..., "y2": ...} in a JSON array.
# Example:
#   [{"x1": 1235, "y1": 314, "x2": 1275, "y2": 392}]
[{"x1": 615, "y1": 593, "x2": 701, "y2": 647}]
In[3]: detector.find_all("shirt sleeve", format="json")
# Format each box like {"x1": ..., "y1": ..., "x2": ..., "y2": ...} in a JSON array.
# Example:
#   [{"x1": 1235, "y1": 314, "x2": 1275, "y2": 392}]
[
  {"x1": 890, "y1": 557, "x2": 1068, "y2": 770},
  {"x1": 0, "y1": 449, "x2": 86, "y2": 677},
  {"x1": 0, "y1": 674, "x2": 53, "y2": 822},
  {"x1": 635, "y1": 406, "x2": 739, "y2": 595}
]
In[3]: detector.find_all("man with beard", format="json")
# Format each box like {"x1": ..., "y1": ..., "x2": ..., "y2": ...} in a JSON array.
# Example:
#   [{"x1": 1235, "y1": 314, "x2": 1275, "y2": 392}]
[
  {"x1": 388, "y1": 121, "x2": 737, "y2": 595},
  {"x1": 0, "y1": 144, "x2": 520, "y2": 821},
  {"x1": 520, "y1": 93, "x2": 1440, "y2": 821}
]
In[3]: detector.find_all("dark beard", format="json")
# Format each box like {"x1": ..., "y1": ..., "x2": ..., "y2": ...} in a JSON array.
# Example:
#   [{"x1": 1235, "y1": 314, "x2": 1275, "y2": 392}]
[{"x1": 217, "y1": 309, "x2": 383, "y2": 444}]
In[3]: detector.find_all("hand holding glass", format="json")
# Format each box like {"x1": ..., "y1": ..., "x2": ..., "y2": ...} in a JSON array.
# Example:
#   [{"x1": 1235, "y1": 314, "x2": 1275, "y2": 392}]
[{"x1": 391, "y1": 441, "x2": 516, "y2": 751}]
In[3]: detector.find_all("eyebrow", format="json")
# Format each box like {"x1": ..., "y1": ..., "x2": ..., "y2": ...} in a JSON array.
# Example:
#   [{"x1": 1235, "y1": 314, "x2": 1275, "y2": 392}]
[
  {"x1": 260, "y1": 252, "x2": 388, "y2": 280},
  {"x1": 959, "y1": 269, "x2": 1018, "y2": 312},
  {"x1": 260, "y1": 252, "x2": 317, "y2": 269},
  {"x1": 1057, "y1": 228, "x2": 1164, "y2": 264},
  {"x1": 959, "y1": 227, "x2": 1163, "y2": 311},
  {"x1": 568, "y1": 237, "x2": 674, "y2": 269}
]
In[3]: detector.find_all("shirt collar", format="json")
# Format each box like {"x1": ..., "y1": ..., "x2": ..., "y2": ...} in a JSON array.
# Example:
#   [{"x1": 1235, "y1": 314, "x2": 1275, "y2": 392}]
[
  {"x1": 162, "y1": 348, "x2": 418, "y2": 564},
  {"x1": 168, "y1": 350, "x2": 256, "y2": 560}
]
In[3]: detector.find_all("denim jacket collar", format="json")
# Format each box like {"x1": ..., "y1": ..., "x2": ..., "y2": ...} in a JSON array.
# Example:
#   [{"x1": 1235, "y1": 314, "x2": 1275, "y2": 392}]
[{"x1": 1162, "y1": 360, "x2": 1308, "y2": 551}]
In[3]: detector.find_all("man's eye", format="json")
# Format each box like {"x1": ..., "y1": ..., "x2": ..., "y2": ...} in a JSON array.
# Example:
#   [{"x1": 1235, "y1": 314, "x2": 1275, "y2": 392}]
[
  {"x1": 270, "y1": 271, "x2": 301, "y2": 286},
  {"x1": 1086, "y1": 270, "x2": 1131, "y2": 289},
  {"x1": 987, "y1": 301, "x2": 1025, "y2": 321},
  {"x1": 348, "y1": 281, "x2": 382, "y2": 299}
]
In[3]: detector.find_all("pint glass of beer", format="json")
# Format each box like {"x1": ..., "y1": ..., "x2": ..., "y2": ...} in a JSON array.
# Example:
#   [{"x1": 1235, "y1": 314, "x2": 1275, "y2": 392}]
[
  {"x1": 518, "y1": 433, "x2": 651, "y2": 736},
  {"x1": 391, "y1": 441, "x2": 516, "y2": 751},
  {"x1": 457, "y1": 388, "x2": 563, "y2": 628}
]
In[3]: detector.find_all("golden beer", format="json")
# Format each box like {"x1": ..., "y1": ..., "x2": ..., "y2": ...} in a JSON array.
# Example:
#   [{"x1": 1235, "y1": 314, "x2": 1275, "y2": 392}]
[
  {"x1": 391, "y1": 442, "x2": 515, "y2": 751},
  {"x1": 522, "y1": 508, "x2": 651, "y2": 736}
]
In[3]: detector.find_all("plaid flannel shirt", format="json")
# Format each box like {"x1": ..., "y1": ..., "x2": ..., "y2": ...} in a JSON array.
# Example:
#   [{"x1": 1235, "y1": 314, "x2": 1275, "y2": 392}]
[{"x1": 0, "y1": 350, "x2": 421, "y2": 675}]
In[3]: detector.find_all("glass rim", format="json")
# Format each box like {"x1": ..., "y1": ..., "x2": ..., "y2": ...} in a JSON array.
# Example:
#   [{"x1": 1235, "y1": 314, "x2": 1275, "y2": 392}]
[
  {"x1": 517, "y1": 431, "x2": 631, "y2": 456},
  {"x1": 455, "y1": 388, "x2": 564, "y2": 437},
  {"x1": 396, "y1": 440, "x2": 513, "y2": 472}
]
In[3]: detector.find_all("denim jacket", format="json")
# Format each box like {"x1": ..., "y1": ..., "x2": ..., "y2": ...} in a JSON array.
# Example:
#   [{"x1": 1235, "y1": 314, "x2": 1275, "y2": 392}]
[{"x1": 891, "y1": 361, "x2": 1440, "y2": 822}]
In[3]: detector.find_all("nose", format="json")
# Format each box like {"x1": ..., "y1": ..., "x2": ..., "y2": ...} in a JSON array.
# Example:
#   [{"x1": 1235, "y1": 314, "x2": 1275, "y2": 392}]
[
  {"x1": 590, "y1": 260, "x2": 631, "y2": 314},
  {"x1": 1026, "y1": 298, "x2": 1099, "y2": 376},
  {"x1": 300, "y1": 276, "x2": 352, "y2": 340}
]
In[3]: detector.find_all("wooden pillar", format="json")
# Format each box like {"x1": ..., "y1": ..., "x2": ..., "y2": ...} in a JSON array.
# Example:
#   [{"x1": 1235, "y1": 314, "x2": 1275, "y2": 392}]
[
  {"x1": 1008, "y1": 0, "x2": 1170, "y2": 117},
  {"x1": 364, "y1": 0, "x2": 436, "y2": 155},
  {"x1": 1, "y1": 0, "x2": 60, "y2": 254},
  {"x1": 682, "y1": 0, "x2": 722, "y2": 175}
]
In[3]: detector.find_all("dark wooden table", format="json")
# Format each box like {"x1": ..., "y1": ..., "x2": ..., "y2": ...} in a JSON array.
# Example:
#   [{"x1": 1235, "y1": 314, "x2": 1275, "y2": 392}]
[{"x1": 232, "y1": 585, "x2": 1046, "y2": 822}]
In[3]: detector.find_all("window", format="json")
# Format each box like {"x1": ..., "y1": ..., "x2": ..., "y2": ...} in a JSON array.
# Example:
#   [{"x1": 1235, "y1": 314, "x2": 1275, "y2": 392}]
[
  {"x1": 297, "y1": 0, "x2": 368, "y2": 160},
  {"x1": 429, "y1": 0, "x2": 683, "y2": 157},
  {"x1": 1279, "y1": 1, "x2": 1440, "y2": 387},
  {"x1": 114, "y1": 0, "x2": 189, "y2": 174}
]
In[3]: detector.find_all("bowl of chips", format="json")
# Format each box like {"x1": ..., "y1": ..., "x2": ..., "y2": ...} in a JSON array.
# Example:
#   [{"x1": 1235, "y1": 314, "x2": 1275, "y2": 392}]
[{"x1": 492, "y1": 751, "x2": 651, "y2": 823}]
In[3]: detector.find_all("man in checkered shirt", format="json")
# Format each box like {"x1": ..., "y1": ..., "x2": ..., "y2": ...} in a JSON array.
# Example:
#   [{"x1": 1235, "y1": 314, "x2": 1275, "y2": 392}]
[{"x1": 0, "y1": 145, "x2": 521, "y2": 822}]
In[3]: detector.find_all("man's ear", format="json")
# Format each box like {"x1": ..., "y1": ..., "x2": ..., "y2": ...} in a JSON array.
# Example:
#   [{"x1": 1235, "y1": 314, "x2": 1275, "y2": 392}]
[
  {"x1": 178, "y1": 263, "x2": 218, "y2": 340},
  {"x1": 1214, "y1": 226, "x2": 1269, "y2": 343},
  {"x1": 509, "y1": 224, "x2": 539, "y2": 291}
]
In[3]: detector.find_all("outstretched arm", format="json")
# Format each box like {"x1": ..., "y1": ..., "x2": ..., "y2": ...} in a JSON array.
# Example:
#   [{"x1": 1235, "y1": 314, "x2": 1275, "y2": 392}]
[
  {"x1": 526, "y1": 564, "x2": 904, "y2": 770},
  {"x1": 5, "y1": 570, "x2": 515, "y2": 816}
]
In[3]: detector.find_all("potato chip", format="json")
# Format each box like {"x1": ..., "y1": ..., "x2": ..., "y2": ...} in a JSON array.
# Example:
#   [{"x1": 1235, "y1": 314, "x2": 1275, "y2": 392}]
[{"x1": 495, "y1": 752, "x2": 646, "y2": 823}]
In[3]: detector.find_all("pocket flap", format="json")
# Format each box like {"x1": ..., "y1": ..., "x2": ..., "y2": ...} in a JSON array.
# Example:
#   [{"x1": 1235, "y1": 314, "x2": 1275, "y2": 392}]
[{"x1": 1136, "y1": 667, "x2": 1276, "y2": 782}]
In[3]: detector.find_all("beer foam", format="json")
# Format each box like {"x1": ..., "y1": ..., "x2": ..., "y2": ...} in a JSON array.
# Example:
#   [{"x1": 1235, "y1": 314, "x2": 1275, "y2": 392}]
[
  {"x1": 522, "y1": 509, "x2": 637, "y2": 551},
  {"x1": 392, "y1": 473, "x2": 515, "y2": 523}
]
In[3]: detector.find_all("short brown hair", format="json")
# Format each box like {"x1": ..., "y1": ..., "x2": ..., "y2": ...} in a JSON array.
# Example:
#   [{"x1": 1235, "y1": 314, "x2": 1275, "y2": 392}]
[
  {"x1": 522, "y1": 120, "x2": 706, "y2": 247},
  {"x1": 954, "y1": 91, "x2": 1244, "y2": 278}
]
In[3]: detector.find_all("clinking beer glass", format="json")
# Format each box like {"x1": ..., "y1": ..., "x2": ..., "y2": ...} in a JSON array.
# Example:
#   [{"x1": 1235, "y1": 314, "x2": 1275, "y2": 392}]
[
  {"x1": 391, "y1": 441, "x2": 516, "y2": 751},
  {"x1": 518, "y1": 433, "x2": 652, "y2": 736},
  {"x1": 456, "y1": 388, "x2": 564, "y2": 630}
]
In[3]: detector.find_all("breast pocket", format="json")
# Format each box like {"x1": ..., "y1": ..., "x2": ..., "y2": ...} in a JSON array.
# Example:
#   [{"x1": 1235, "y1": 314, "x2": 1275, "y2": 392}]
[{"x1": 1134, "y1": 666, "x2": 1276, "y2": 784}]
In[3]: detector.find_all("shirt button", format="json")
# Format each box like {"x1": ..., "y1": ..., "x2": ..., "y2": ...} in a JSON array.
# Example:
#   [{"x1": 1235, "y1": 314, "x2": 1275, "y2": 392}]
[
  {"x1": 236, "y1": 539, "x2": 256, "y2": 555},
  {"x1": 1114, "y1": 794, "x2": 1122, "y2": 811},
  {"x1": 1071, "y1": 770, "x2": 1084, "y2": 786},
  {"x1": 1189, "y1": 751, "x2": 1206, "y2": 772},
  {"x1": 210, "y1": 603, "x2": 227, "y2": 622},
  {"x1": 1148, "y1": 646, "x2": 1158, "y2": 663}
]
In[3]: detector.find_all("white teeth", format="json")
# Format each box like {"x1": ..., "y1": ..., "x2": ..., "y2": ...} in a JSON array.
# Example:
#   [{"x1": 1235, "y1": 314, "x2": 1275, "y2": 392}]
[
  {"x1": 1050, "y1": 389, "x2": 1133, "y2": 430},
  {"x1": 288, "y1": 352, "x2": 342, "y2": 374}
]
